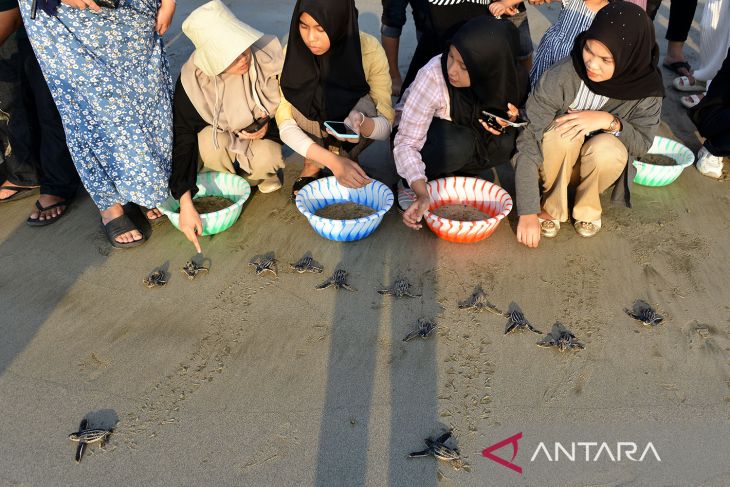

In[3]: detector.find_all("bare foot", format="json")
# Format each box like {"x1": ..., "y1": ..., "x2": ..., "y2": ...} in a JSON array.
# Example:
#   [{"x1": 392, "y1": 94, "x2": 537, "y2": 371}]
[
  {"x1": 299, "y1": 159, "x2": 322, "y2": 179},
  {"x1": 144, "y1": 207, "x2": 163, "y2": 220},
  {"x1": 28, "y1": 194, "x2": 67, "y2": 222},
  {"x1": 0, "y1": 180, "x2": 38, "y2": 200},
  {"x1": 100, "y1": 203, "x2": 142, "y2": 244}
]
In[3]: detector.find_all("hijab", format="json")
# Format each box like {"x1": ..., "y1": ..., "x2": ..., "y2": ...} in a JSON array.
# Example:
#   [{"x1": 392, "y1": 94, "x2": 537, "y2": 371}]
[
  {"x1": 441, "y1": 16, "x2": 528, "y2": 162},
  {"x1": 280, "y1": 0, "x2": 370, "y2": 122},
  {"x1": 571, "y1": 2, "x2": 665, "y2": 100}
]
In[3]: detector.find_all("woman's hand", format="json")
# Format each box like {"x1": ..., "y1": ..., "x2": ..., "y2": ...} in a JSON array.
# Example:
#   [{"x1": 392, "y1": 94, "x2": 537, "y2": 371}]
[
  {"x1": 489, "y1": 1, "x2": 518, "y2": 17},
  {"x1": 237, "y1": 121, "x2": 268, "y2": 140},
  {"x1": 330, "y1": 156, "x2": 371, "y2": 188},
  {"x1": 61, "y1": 0, "x2": 100, "y2": 12},
  {"x1": 554, "y1": 110, "x2": 614, "y2": 141},
  {"x1": 344, "y1": 110, "x2": 376, "y2": 138},
  {"x1": 402, "y1": 180, "x2": 430, "y2": 230},
  {"x1": 479, "y1": 103, "x2": 519, "y2": 136},
  {"x1": 516, "y1": 214, "x2": 541, "y2": 248},
  {"x1": 179, "y1": 192, "x2": 203, "y2": 253},
  {"x1": 156, "y1": 0, "x2": 176, "y2": 36}
]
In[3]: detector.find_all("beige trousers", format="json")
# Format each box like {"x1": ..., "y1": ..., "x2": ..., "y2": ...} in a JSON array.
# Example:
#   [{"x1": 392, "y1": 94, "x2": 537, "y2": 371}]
[
  {"x1": 540, "y1": 130, "x2": 628, "y2": 223},
  {"x1": 197, "y1": 126, "x2": 284, "y2": 188}
]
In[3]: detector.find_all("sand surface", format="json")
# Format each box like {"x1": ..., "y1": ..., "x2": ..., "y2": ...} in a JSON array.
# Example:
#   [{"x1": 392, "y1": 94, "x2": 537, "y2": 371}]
[{"x1": 1, "y1": 1, "x2": 729, "y2": 486}]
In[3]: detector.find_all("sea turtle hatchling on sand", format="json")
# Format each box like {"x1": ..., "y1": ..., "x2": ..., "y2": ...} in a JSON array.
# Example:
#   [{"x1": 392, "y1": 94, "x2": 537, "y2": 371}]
[
  {"x1": 289, "y1": 254, "x2": 324, "y2": 274},
  {"x1": 315, "y1": 269, "x2": 356, "y2": 291},
  {"x1": 403, "y1": 318, "x2": 437, "y2": 342},
  {"x1": 409, "y1": 430, "x2": 469, "y2": 471},
  {"x1": 458, "y1": 285, "x2": 502, "y2": 315},
  {"x1": 537, "y1": 323, "x2": 585, "y2": 352},
  {"x1": 625, "y1": 299, "x2": 663, "y2": 327},
  {"x1": 377, "y1": 277, "x2": 421, "y2": 298},
  {"x1": 143, "y1": 270, "x2": 167, "y2": 288},
  {"x1": 181, "y1": 261, "x2": 209, "y2": 280},
  {"x1": 250, "y1": 254, "x2": 278, "y2": 277},
  {"x1": 504, "y1": 306, "x2": 541, "y2": 335},
  {"x1": 68, "y1": 419, "x2": 113, "y2": 463}
]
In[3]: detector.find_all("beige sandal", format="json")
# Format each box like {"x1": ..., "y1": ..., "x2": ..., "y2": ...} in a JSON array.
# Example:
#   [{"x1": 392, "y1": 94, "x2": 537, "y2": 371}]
[
  {"x1": 574, "y1": 219, "x2": 602, "y2": 238},
  {"x1": 538, "y1": 217, "x2": 560, "y2": 238}
]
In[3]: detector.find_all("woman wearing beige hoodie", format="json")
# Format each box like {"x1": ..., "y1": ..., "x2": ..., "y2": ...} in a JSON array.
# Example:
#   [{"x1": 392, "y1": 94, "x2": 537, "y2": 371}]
[{"x1": 170, "y1": 0, "x2": 285, "y2": 252}]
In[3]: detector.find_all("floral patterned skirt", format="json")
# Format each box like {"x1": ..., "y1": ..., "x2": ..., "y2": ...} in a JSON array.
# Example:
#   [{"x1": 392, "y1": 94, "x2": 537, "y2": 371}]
[{"x1": 19, "y1": 0, "x2": 172, "y2": 210}]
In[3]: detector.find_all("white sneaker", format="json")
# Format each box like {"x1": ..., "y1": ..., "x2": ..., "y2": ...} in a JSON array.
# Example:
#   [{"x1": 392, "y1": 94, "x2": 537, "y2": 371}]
[
  {"x1": 257, "y1": 176, "x2": 283, "y2": 193},
  {"x1": 696, "y1": 147, "x2": 724, "y2": 179}
]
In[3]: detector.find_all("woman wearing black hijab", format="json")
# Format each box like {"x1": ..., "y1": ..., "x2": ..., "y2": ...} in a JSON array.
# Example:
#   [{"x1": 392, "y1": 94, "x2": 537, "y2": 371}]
[
  {"x1": 513, "y1": 2, "x2": 664, "y2": 247},
  {"x1": 393, "y1": 16, "x2": 528, "y2": 230},
  {"x1": 276, "y1": 0, "x2": 396, "y2": 198}
]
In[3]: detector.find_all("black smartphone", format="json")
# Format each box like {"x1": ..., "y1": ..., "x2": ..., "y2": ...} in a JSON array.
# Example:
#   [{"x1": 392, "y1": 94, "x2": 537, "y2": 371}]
[
  {"x1": 481, "y1": 110, "x2": 528, "y2": 129},
  {"x1": 243, "y1": 116, "x2": 269, "y2": 134}
]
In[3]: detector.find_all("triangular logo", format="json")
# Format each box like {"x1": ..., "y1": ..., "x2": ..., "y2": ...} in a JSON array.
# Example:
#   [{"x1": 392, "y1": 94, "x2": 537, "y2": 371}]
[{"x1": 481, "y1": 432, "x2": 523, "y2": 474}]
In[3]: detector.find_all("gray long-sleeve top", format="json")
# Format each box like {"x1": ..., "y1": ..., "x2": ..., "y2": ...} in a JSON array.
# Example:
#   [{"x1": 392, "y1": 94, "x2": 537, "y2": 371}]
[{"x1": 512, "y1": 58, "x2": 663, "y2": 216}]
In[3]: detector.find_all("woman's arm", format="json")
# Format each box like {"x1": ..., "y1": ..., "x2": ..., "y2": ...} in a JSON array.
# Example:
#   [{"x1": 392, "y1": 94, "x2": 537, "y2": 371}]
[
  {"x1": 392, "y1": 60, "x2": 444, "y2": 187},
  {"x1": 513, "y1": 67, "x2": 567, "y2": 216},
  {"x1": 170, "y1": 77, "x2": 207, "y2": 200},
  {"x1": 613, "y1": 96, "x2": 663, "y2": 157}
]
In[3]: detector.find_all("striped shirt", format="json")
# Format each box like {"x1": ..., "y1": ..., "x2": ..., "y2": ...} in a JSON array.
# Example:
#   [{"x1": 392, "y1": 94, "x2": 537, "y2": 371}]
[
  {"x1": 569, "y1": 81, "x2": 609, "y2": 110},
  {"x1": 393, "y1": 56, "x2": 452, "y2": 185},
  {"x1": 530, "y1": 0, "x2": 597, "y2": 88}
]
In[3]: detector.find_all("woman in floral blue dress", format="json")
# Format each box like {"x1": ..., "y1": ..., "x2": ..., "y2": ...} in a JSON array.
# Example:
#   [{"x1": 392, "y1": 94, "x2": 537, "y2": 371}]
[{"x1": 18, "y1": 0, "x2": 175, "y2": 247}]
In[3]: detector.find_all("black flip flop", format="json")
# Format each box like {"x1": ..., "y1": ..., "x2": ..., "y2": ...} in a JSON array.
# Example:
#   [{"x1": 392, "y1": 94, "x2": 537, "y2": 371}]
[
  {"x1": 26, "y1": 199, "x2": 71, "y2": 227},
  {"x1": 290, "y1": 173, "x2": 322, "y2": 200},
  {"x1": 0, "y1": 184, "x2": 39, "y2": 203},
  {"x1": 102, "y1": 205, "x2": 150, "y2": 249},
  {"x1": 663, "y1": 61, "x2": 692, "y2": 77}
]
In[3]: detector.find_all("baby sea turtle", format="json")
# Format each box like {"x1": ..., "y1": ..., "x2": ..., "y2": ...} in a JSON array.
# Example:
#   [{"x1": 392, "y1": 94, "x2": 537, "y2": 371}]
[
  {"x1": 250, "y1": 254, "x2": 278, "y2": 277},
  {"x1": 537, "y1": 322, "x2": 585, "y2": 352},
  {"x1": 377, "y1": 277, "x2": 421, "y2": 298},
  {"x1": 625, "y1": 299, "x2": 663, "y2": 327},
  {"x1": 181, "y1": 260, "x2": 209, "y2": 280},
  {"x1": 68, "y1": 419, "x2": 113, "y2": 463},
  {"x1": 504, "y1": 306, "x2": 541, "y2": 335},
  {"x1": 143, "y1": 270, "x2": 167, "y2": 288},
  {"x1": 403, "y1": 318, "x2": 437, "y2": 342},
  {"x1": 315, "y1": 269, "x2": 356, "y2": 291},
  {"x1": 409, "y1": 430, "x2": 468, "y2": 470},
  {"x1": 458, "y1": 285, "x2": 502, "y2": 315},
  {"x1": 289, "y1": 254, "x2": 324, "y2": 274}
]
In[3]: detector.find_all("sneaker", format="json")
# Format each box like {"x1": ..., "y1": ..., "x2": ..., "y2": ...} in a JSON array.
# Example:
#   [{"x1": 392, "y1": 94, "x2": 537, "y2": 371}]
[
  {"x1": 696, "y1": 147, "x2": 724, "y2": 179},
  {"x1": 538, "y1": 217, "x2": 560, "y2": 238},
  {"x1": 574, "y1": 219, "x2": 601, "y2": 238},
  {"x1": 258, "y1": 176, "x2": 283, "y2": 194}
]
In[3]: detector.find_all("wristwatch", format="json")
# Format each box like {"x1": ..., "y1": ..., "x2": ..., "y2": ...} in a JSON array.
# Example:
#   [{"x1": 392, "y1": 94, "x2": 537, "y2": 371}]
[{"x1": 606, "y1": 115, "x2": 622, "y2": 137}]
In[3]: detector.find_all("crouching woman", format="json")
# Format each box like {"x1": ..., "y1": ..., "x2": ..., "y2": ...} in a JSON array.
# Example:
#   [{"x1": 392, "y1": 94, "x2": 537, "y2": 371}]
[
  {"x1": 513, "y1": 2, "x2": 664, "y2": 247},
  {"x1": 170, "y1": 0, "x2": 285, "y2": 251}
]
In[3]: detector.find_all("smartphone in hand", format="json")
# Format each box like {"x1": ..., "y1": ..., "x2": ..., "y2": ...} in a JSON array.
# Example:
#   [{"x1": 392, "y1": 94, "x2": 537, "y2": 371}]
[
  {"x1": 243, "y1": 116, "x2": 269, "y2": 134},
  {"x1": 481, "y1": 110, "x2": 529, "y2": 131},
  {"x1": 324, "y1": 121, "x2": 360, "y2": 140}
]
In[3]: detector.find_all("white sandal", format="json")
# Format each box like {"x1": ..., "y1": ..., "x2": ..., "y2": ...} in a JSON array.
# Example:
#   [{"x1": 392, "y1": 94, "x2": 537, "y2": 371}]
[
  {"x1": 574, "y1": 219, "x2": 602, "y2": 238},
  {"x1": 673, "y1": 76, "x2": 707, "y2": 93},
  {"x1": 538, "y1": 217, "x2": 560, "y2": 238},
  {"x1": 680, "y1": 93, "x2": 705, "y2": 109}
]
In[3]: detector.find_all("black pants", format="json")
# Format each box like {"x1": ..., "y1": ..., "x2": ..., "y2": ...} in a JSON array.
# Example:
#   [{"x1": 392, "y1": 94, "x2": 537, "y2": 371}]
[
  {"x1": 690, "y1": 48, "x2": 730, "y2": 157},
  {"x1": 421, "y1": 118, "x2": 514, "y2": 181},
  {"x1": 646, "y1": 0, "x2": 698, "y2": 43},
  {"x1": 0, "y1": 34, "x2": 79, "y2": 199}
]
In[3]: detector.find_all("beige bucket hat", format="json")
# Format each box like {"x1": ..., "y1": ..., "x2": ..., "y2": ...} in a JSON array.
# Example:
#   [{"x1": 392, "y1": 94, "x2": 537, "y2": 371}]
[{"x1": 182, "y1": 0, "x2": 264, "y2": 77}]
